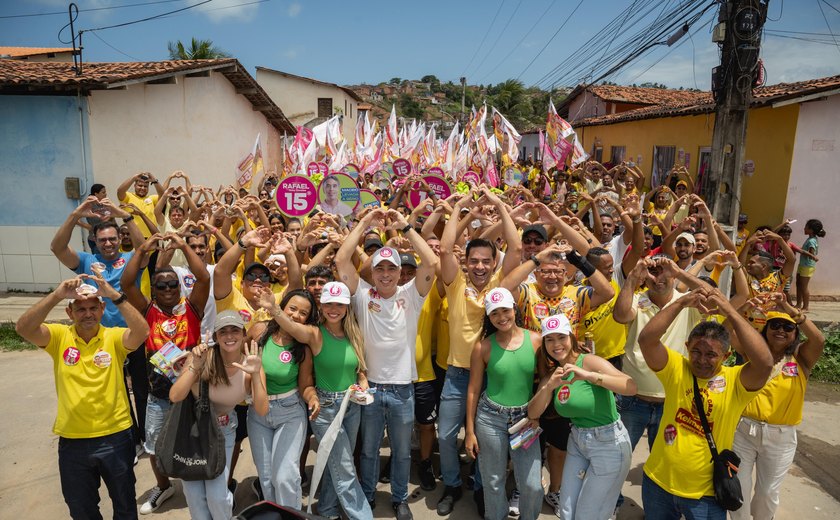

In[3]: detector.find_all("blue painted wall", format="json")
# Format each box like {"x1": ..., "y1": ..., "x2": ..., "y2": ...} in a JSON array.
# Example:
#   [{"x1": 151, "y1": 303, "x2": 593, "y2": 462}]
[{"x1": 0, "y1": 95, "x2": 93, "y2": 225}]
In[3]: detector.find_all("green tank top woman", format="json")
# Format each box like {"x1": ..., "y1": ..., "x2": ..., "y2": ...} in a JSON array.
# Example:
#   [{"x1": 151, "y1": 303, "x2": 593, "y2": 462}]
[
  {"x1": 485, "y1": 331, "x2": 536, "y2": 407},
  {"x1": 313, "y1": 325, "x2": 359, "y2": 392}
]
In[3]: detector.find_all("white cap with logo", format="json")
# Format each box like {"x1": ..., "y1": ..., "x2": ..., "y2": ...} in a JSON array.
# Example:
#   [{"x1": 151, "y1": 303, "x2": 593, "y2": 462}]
[
  {"x1": 371, "y1": 247, "x2": 402, "y2": 268},
  {"x1": 541, "y1": 314, "x2": 572, "y2": 337},
  {"x1": 321, "y1": 281, "x2": 352, "y2": 305},
  {"x1": 484, "y1": 287, "x2": 515, "y2": 314}
]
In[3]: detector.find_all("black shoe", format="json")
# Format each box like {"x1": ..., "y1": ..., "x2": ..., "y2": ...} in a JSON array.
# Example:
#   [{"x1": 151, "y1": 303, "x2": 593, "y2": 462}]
[
  {"x1": 436, "y1": 486, "x2": 462, "y2": 516},
  {"x1": 368, "y1": 499, "x2": 376, "y2": 511},
  {"x1": 419, "y1": 458, "x2": 437, "y2": 491},
  {"x1": 392, "y1": 501, "x2": 413, "y2": 520},
  {"x1": 474, "y1": 489, "x2": 485, "y2": 518},
  {"x1": 251, "y1": 478, "x2": 264, "y2": 501},
  {"x1": 379, "y1": 456, "x2": 391, "y2": 484},
  {"x1": 228, "y1": 478, "x2": 237, "y2": 494}
]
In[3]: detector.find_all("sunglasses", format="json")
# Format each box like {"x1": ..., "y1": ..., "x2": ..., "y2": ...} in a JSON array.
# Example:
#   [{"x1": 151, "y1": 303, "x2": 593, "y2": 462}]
[
  {"x1": 523, "y1": 237, "x2": 545, "y2": 246},
  {"x1": 244, "y1": 272, "x2": 271, "y2": 283},
  {"x1": 154, "y1": 280, "x2": 180, "y2": 290},
  {"x1": 768, "y1": 320, "x2": 796, "y2": 333}
]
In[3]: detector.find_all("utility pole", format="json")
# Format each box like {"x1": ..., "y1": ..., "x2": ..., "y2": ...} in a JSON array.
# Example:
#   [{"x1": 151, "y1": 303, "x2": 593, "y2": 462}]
[
  {"x1": 708, "y1": 0, "x2": 768, "y2": 224},
  {"x1": 460, "y1": 77, "x2": 467, "y2": 125}
]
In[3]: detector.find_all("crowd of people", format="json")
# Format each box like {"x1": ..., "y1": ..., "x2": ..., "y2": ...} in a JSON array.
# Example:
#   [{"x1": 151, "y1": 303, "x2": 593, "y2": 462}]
[{"x1": 16, "y1": 160, "x2": 828, "y2": 520}]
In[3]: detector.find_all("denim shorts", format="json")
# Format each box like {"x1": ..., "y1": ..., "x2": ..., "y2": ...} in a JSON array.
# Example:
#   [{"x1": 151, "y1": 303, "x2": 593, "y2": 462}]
[{"x1": 144, "y1": 394, "x2": 171, "y2": 455}]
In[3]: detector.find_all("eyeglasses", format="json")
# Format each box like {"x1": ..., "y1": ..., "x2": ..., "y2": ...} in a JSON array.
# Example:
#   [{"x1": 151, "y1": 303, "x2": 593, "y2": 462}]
[
  {"x1": 523, "y1": 237, "x2": 545, "y2": 246},
  {"x1": 537, "y1": 269, "x2": 566, "y2": 278},
  {"x1": 768, "y1": 321, "x2": 796, "y2": 333},
  {"x1": 154, "y1": 280, "x2": 180, "y2": 290},
  {"x1": 97, "y1": 237, "x2": 119, "y2": 243},
  {"x1": 244, "y1": 272, "x2": 271, "y2": 283}
]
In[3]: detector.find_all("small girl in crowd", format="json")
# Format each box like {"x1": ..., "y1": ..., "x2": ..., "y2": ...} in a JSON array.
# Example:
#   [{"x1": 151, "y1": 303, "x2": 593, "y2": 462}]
[{"x1": 796, "y1": 219, "x2": 825, "y2": 311}]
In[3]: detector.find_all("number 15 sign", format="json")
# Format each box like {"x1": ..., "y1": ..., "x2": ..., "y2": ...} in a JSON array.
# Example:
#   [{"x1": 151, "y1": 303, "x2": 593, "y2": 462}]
[{"x1": 275, "y1": 175, "x2": 317, "y2": 218}]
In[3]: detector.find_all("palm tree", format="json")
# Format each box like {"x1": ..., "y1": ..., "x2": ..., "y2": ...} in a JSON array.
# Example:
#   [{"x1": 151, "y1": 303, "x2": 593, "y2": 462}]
[
  {"x1": 492, "y1": 79, "x2": 532, "y2": 126},
  {"x1": 167, "y1": 38, "x2": 231, "y2": 60}
]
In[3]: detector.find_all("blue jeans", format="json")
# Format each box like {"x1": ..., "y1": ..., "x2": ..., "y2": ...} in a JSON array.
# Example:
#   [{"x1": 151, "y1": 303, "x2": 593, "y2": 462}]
[
  {"x1": 616, "y1": 394, "x2": 664, "y2": 452},
  {"x1": 438, "y1": 366, "x2": 483, "y2": 489},
  {"x1": 143, "y1": 394, "x2": 171, "y2": 455},
  {"x1": 58, "y1": 428, "x2": 137, "y2": 520},
  {"x1": 361, "y1": 382, "x2": 414, "y2": 504},
  {"x1": 310, "y1": 388, "x2": 372, "y2": 520},
  {"x1": 475, "y1": 397, "x2": 542, "y2": 520},
  {"x1": 182, "y1": 413, "x2": 237, "y2": 520},
  {"x1": 561, "y1": 420, "x2": 632, "y2": 520},
  {"x1": 248, "y1": 393, "x2": 308, "y2": 508},
  {"x1": 642, "y1": 474, "x2": 726, "y2": 520}
]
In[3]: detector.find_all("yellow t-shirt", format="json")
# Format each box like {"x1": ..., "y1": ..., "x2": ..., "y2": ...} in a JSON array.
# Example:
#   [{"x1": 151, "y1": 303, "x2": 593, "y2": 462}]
[
  {"x1": 120, "y1": 192, "x2": 159, "y2": 237},
  {"x1": 743, "y1": 356, "x2": 806, "y2": 425},
  {"x1": 580, "y1": 279, "x2": 626, "y2": 360},
  {"x1": 445, "y1": 269, "x2": 503, "y2": 368},
  {"x1": 216, "y1": 285, "x2": 271, "y2": 331},
  {"x1": 415, "y1": 281, "x2": 443, "y2": 382},
  {"x1": 644, "y1": 348, "x2": 758, "y2": 499},
  {"x1": 744, "y1": 271, "x2": 788, "y2": 331},
  {"x1": 435, "y1": 295, "x2": 451, "y2": 371},
  {"x1": 45, "y1": 323, "x2": 133, "y2": 438},
  {"x1": 516, "y1": 282, "x2": 592, "y2": 337}
]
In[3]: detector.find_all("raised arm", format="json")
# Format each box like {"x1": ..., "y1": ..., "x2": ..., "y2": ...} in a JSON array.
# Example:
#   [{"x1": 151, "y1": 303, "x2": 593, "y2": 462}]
[
  {"x1": 614, "y1": 257, "x2": 649, "y2": 324},
  {"x1": 439, "y1": 195, "x2": 471, "y2": 286},
  {"x1": 51, "y1": 197, "x2": 100, "y2": 270},
  {"x1": 335, "y1": 209, "x2": 385, "y2": 294},
  {"x1": 256, "y1": 290, "x2": 321, "y2": 348},
  {"x1": 16, "y1": 278, "x2": 85, "y2": 347},
  {"x1": 117, "y1": 172, "x2": 141, "y2": 202},
  {"x1": 764, "y1": 230, "x2": 797, "y2": 279},
  {"x1": 120, "y1": 235, "x2": 158, "y2": 312},
  {"x1": 214, "y1": 227, "x2": 270, "y2": 300},
  {"x1": 638, "y1": 290, "x2": 698, "y2": 372}
]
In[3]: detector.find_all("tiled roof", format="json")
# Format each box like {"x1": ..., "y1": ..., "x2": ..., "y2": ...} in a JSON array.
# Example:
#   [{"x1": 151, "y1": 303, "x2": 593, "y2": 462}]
[
  {"x1": 587, "y1": 84, "x2": 708, "y2": 106},
  {"x1": 574, "y1": 75, "x2": 840, "y2": 127},
  {"x1": 0, "y1": 46, "x2": 74, "y2": 58},
  {"x1": 255, "y1": 66, "x2": 364, "y2": 102},
  {"x1": 0, "y1": 58, "x2": 294, "y2": 133}
]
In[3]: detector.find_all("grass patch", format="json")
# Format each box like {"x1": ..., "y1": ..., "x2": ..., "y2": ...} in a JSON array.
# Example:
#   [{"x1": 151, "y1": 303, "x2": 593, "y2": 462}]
[
  {"x1": 0, "y1": 322, "x2": 36, "y2": 352},
  {"x1": 812, "y1": 324, "x2": 840, "y2": 384}
]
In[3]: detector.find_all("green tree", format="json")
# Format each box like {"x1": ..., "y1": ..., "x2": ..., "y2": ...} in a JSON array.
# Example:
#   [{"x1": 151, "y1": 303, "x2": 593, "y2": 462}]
[
  {"x1": 398, "y1": 94, "x2": 425, "y2": 120},
  {"x1": 389, "y1": 77, "x2": 402, "y2": 85},
  {"x1": 490, "y1": 79, "x2": 532, "y2": 127},
  {"x1": 420, "y1": 75, "x2": 440, "y2": 89},
  {"x1": 167, "y1": 38, "x2": 230, "y2": 59}
]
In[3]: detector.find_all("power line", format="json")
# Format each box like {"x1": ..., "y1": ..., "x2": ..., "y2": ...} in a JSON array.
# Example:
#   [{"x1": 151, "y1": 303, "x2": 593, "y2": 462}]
[
  {"x1": 822, "y1": 0, "x2": 840, "y2": 15},
  {"x1": 88, "y1": 30, "x2": 141, "y2": 60},
  {"x1": 475, "y1": 0, "x2": 559, "y2": 85},
  {"x1": 816, "y1": 0, "x2": 840, "y2": 56},
  {"x1": 467, "y1": 0, "x2": 523, "y2": 79},
  {"x1": 515, "y1": 0, "x2": 586, "y2": 81},
  {"x1": 85, "y1": 0, "x2": 212, "y2": 32},
  {"x1": 462, "y1": 0, "x2": 506, "y2": 77},
  {"x1": 765, "y1": 32, "x2": 840, "y2": 45},
  {"x1": 0, "y1": 0, "x2": 187, "y2": 20}
]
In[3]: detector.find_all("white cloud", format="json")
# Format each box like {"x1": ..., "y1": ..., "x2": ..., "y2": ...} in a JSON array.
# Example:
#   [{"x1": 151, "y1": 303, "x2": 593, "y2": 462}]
[
  {"x1": 195, "y1": 0, "x2": 260, "y2": 23},
  {"x1": 288, "y1": 2, "x2": 302, "y2": 17},
  {"x1": 283, "y1": 47, "x2": 301, "y2": 60}
]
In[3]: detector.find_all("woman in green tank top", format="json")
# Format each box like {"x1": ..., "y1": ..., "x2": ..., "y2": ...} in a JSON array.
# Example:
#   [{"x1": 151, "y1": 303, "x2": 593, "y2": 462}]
[
  {"x1": 529, "y1": 313, "x2": 637, "y2": 520},
  {"x1": 464, "y1": 288, "x2": 544, "y2": 520},
  {"x1": 250, "y1": 289, "x2": 319, "y2": 508},
  {"x1": 266, "y1": 282, "x2": 372, "y2": 520}
]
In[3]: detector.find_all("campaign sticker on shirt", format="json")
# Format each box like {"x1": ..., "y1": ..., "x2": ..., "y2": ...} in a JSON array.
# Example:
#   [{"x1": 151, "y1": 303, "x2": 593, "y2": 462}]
[
  {"x1": 751, "y1": 279, "x2": 761, "y2": 292},
  {"x1": 707, "y1": 375, "x2": 726, "y2": 394},
  {"x1": 368, "y1": 288, "x2": 380, "y2": 300},
  {"x1": 93, "y1": 350, "x2": 112, "y2": 369},
  {"x1": 112, "y1": 257, "x2": 126, "y2": 269},
  {"x1": 534, "y1": 302, "x2": 549, "y2": 319},
  {"x1": 144, "y1": 197, "x2": 153, "y2": 205},
  {"x1": 172, "y1": 302, "x2": 186, "y2": 316},
  {"x1": 161, "y1": 318, "x2": 178, "y2": 337},
  {"x1": 239, "y1": 309, "x2": 253, "y2": 322},
  {"x1": 558, "y1": 298, "x2": 575, "y2": 312},
  {"x1": 279, "y1": 350, "x2": 293, "y2": 364},
  {"x1": 182, "y1": 274, "x2": 196, "y2": 289},
  {"x1": 664, "y1": 424, "x2": 677, "y2": 445},
  {"x1": 368, "y1": 301, "x2": 381, "y2": 313},
  {"x1": 63, "y1": 346, "x2": 81, "y2": 366},
  {"x1": 558, "y1": 385, "x2": 571, "y2": 404},
  {"x1": 90, "y1": 262, "x2": 106, "y2": 274},
  {"x1": 637, "y1": 293, "x2": 653, "y2": 310},
  {"x1": 464, "y1": 287, "x2": 479, "y2": 301},
  {"x1": 781, "y1": 362, "x2": 799, "y2": 377}
]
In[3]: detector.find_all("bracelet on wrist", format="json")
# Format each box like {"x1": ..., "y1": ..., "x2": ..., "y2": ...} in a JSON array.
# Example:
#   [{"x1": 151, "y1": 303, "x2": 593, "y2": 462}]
[
  {"x1": 112, "y1": 292, "x2": 127, "y2": 305},
  {"x1": 237, "y1": 238, "x2": 247, "y2": 249},
  {"x1": 401, "y1": 223, "x2": 413, "y2": 234},
  {"x1": 122, "y1": 215, "x2": 134, "y2": 223}
]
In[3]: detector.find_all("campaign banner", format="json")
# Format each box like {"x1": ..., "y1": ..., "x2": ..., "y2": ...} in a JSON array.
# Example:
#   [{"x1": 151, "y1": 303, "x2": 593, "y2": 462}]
[
  {"x1": 503, "y1": 166, "x2": 524, "y2": 187},
  {"x1": 407, "y1": 175, "x2": 452, "y2": 214},
  {"x1": 318, "y1": 173, "x2": 359, "y2": 217},
  {"x1": 392, "y1": 158, "x2": 412, "y2": 178},
  {"x1": 275, "y1": 175, "x2": 317, "y2": 218},
  {"x1": 359, "y1": 189, "x2": 381, "y2": 209}
]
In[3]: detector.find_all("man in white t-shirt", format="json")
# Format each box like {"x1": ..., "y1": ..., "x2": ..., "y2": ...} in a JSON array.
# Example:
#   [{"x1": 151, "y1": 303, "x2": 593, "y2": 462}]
[{"x1": 334, "y1": 208, "x2": 438, "y2": 520}]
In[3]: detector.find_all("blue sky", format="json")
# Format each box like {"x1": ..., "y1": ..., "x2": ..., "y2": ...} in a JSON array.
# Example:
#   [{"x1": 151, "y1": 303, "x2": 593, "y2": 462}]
[{"x1": 3, "y1": 0, "x2": 840, "y2": 90}]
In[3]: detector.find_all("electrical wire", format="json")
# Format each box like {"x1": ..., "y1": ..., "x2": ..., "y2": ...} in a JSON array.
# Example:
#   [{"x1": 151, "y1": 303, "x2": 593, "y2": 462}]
[
  {"x1": 515, "y1": 0, "x2": 586, "y2": 81},
  {"x1": 816, "y1": 0, "x2": 840, "y2": 56},
  {"x1": 467, "y1": 0, "x2": 523, "y2": 78},
  {"x1": 0, "y1": 0, "x2": 188, "y2": 20},
  {"x1": 765, "y1": 32, "x2": 840, "y2": 45},
  {"x1": 89, "y1": 30, "x2": 141, "y2": 60},
  {"x1": 84, "y1": 0, "x2": 211, "y2": 32},
  {"x1": 821, "y1": 0, "x2": 840, "y2": 16},
  {"x1": 766, "y1": 0, "x2": 783, "y2": 21},
  {"x1": 462, "y1": 0, "x2": 506, "y2": 77}
]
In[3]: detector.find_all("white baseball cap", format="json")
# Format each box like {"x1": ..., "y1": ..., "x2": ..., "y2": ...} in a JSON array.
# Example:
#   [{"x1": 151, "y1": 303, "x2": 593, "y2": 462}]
[
  {"x1": 484, "y1": 287, "x2": 515, "y2": 314},
  {"x1": 372, "y1": 247, "x2": 401, "y2": 268},
  {"x1": 541, "y1": 314, "x2": 572, "y2": 337},
  {"x1": 320, "y1": 281, "x2": 351, "y2": 305},
  {"x1": 676, "y1": 232, "x2": 696, "y2": 245}
]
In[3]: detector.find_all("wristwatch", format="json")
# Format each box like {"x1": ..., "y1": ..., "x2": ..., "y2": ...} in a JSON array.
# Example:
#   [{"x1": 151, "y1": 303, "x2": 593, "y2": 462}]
[
  {"x1": 530, "y1": 255, "x2": 541, "y2": 267},
  {"x1": 401, "y1": 224, "x2": 413, "y2": 234},
  {"x1": 122, "y1": 215, "x2": 134, "y2": 224},
  {"x1": 112, "y1": 292, "x2": 128, "y2": 305}
]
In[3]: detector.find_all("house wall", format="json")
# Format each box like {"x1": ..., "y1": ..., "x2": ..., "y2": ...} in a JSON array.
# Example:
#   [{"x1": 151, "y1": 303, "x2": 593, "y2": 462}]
[
  {"x1": 87, "y1": 72, "x2": 282, "y2": 192},
  {"x1": 577, "y1": 103, "x2": 800, "y2": 240},
  {"x1": 256, "y1": 70, "x2": 358, "y2": 143},
  {"x1": 568, "y1": 91, "x2": 607, "y2": 121},
  {"x1": 784, "y1": 94, "x2": 840, "y2": 294},
  {"x1": 0, "y1": 95, "x2": 91, "y2": 291}
]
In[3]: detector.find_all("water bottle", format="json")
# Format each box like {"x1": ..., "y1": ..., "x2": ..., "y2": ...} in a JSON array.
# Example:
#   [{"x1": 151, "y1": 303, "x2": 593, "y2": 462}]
[{"x1": 584, "y1": 332, "x2": 595, "y2": 355}]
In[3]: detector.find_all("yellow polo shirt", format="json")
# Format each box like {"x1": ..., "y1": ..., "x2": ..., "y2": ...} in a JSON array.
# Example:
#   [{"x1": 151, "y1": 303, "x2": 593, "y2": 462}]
[
  {"x1": 44, "y1": 323, "x2": 133, "y2": 438},
  {"x1": 216, "y1": 285, "x2": 271, "y2": 331},
  {"x1": 415, "y1": 281, "x2": 443, "y2": 383},
  {"x1": 120, "y1": 191, "x2": 158, "y2": 237},
  {"x1": 644, "y1": 348, "x2": 757, "y2": 499},
  {"x1": 743, "y1": 356, "x2": 806, "y2": 425},
  {"x1": 435, "y1": 295, "x2": 451, "y2": 371},
  {"x1": 580, "y1": 279, "x2": 626, "y2": 360},
  {"x1": 445, "y1": 270, "x2": 503, "y2": 368}
]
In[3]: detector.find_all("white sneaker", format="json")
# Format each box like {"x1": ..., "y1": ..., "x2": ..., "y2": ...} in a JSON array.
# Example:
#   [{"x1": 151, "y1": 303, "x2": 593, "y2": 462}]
[
  {"x1": 508, "y1": 488, "x2": 520, "y2": 517},
  {"x1": 139, "y1": 485, "x2": 175, "y2": 514},
  {"x1": 544, "y1": 491, "x2": 562, "y2": 518}
]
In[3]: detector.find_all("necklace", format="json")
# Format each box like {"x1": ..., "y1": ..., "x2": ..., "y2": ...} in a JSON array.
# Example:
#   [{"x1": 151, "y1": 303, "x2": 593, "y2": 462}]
[{"x1": 223, "y1": 356, "x2": 244, "y2": 368}]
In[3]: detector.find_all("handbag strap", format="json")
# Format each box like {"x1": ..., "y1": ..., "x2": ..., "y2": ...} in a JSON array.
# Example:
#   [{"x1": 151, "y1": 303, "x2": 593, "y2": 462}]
[
  {"x1": 198, "y1": 378, "x2": 211, "y2": 413},
  {"x1": 692, "y1": 375, "x2": 719, "y2": 462}
]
